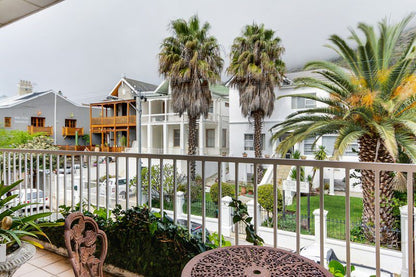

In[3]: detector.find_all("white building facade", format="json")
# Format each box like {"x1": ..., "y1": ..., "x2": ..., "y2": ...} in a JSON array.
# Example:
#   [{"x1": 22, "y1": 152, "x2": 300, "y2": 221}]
[{"x1": 228, "y1": 70, "x2": 359, "y2": 184}]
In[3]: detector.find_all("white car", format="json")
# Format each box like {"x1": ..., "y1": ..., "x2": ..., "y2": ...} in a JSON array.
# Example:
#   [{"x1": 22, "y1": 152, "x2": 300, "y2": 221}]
[
  {"x1": 99, "y1": 178, "x2": 135, "y2": 199},
  {"x1": 10, "y1": 189, "x2": 50, "y2": 210}
]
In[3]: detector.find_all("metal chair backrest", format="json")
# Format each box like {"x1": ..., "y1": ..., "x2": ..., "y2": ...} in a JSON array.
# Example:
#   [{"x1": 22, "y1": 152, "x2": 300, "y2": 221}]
[{"x1": 64, "y1": 212, "x2": 108, "y2": 277}]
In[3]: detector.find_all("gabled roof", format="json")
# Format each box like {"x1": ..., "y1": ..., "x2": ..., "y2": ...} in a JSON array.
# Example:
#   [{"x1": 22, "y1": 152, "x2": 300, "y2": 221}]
[
  {"x1": 154, "y1": 79, "x2": 229, "y2": 98},
  {"x1": 124, "y1": 78, "x2": 158, "y2": 92},
  {"x1": 108, "y1": 77, "x2": 157, "y2": 99},
  {"x1": 0, "y1": 90, "x2": 84, "y2": 109}
]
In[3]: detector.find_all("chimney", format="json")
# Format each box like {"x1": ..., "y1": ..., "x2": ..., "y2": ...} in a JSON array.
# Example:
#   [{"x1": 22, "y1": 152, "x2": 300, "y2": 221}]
[{"x1": 18, "y1": 80, "x2": 33, "y2": 96}]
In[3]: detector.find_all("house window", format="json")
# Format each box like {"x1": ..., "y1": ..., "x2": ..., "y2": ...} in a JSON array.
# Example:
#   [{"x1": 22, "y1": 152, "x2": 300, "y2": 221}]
[
  {"x1": 322, "y1": 136, "x2": 336, "y2": 156},
  {"x1": 208, "y1": 102, "x2": 214, "y2": 113},
  {"x1": 206, "y1": 129, "x2": 215, "y2": 148},
  {"x1": 173, "y1": 129, "x2": 180, "y2": 147},
  {"x1": 345, "y1": 141, "x2": 359, "y2": 156},
  {"x1": 222, "y1": 129, "x2": 227, "y2": 148},
  {"x1": 225, "y1": 102, "x2": 229, "y2": 107},
  {"x1": 65, "y1": 119, "x2": 76, "y2": 128},
  {"x1": 244, "y1": 134, "x2": 265, "y2": 151},
  {"x1": 4, "y1": 117, "x2": 11, "y2": 128},
  {"x1": 31, "y1": 117, "x2": 45, "y2": 127},
  {"x1": 303, "y1": 137, "x2": 316, "y2": 155},
  {"x1": 291, "y1": 93, "x2": 316, "y2": 109}
]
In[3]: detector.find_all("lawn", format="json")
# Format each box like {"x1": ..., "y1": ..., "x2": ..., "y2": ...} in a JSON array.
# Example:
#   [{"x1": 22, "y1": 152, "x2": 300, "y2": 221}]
[
  {"x1": 268, "y1": 195, "x2": 364, "y2": 240},
  {"x1": 285, "y1": 195, "x2": 363, "y2": 222}
]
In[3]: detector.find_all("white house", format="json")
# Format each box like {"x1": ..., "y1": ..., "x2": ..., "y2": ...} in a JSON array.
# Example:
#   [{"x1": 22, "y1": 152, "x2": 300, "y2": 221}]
[{"x1": 228, "y1": 70, "x2": 359, "y2": 190}]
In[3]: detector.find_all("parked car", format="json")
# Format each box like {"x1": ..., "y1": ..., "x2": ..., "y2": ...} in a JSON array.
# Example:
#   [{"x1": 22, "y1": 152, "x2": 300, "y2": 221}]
[
  {"x1": 9, "y1": 189, "x2": 49, "y2": 211},
  {"x1": 57, "y1": 167, "x2": 71, "y2": 174},
  {"x1": 165, "y1": 215, "x2": 208, "y2": 236},
  {"x1": 99, "y1": 177, "x2": 135, "y2": 199}
]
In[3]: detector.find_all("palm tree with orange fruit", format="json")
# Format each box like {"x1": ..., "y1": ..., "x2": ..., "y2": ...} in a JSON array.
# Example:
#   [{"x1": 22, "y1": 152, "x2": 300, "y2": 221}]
[{"x1": 271, "y1": 15, "x2": 416, "y2": 245}]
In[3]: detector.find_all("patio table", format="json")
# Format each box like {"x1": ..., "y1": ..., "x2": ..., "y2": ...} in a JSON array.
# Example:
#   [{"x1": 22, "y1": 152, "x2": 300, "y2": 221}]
[{"x1": 181, "y1": 245, "x2": 332, "y2": 277}]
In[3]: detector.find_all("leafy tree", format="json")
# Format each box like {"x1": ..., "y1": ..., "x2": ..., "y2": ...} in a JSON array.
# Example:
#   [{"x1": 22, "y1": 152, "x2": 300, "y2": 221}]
[
  {"x1": 209, "y1": 183, "x2": 235, "y2": 204},
  {"x1": 271, "y1": 15, "x2": 416, "y2": 244},
  {"x1": 258, "y1": 184, "x2": 283, "y2": 226},
  {"x1": 137, "y1": 164, "x2": 186, "y2": 199},
  {"x1": 227, "y1": 23, "x2": 285, "y2": 182},
  {"x1": 159, "y1": 15, "x2": 223, "y2": 180},
  {"x1": 177, "y1": 175, "x2": 204, "y2": 202},
  {"x1": 0, "y1": 128, "x2": 37, "y2": 148}
]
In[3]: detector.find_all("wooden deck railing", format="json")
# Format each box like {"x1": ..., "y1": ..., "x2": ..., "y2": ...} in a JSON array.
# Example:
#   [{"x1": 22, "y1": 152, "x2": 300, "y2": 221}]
[{"x1": 27, "y1": 125, "x2": 53, "y2": 136}]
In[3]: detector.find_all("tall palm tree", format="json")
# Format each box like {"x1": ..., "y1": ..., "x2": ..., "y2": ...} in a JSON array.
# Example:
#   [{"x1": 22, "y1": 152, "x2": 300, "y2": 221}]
[
  {"x1": 271, "y1": 15, "x2": 416, "y2": 245},
  {"x1": 227, "y1": 23, "x2": 285, "y2": 183},
  {"x1": 159, "y1": 15, "x2": 223, "y2": 179}
]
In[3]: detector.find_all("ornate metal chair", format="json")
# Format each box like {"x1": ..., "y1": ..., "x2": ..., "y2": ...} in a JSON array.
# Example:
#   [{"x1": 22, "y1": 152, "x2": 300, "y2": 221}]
[{"x1": 64, "y1": 212, "x2": 108, "y2": 277}]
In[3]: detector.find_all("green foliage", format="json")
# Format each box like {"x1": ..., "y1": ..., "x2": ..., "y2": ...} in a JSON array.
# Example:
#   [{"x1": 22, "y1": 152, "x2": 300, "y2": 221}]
[
  {"x1": 45, "y1": 205, "x2": 212, "y2": 277},
  {"x1": 206, "y1": 232, "x2": 231, "y2": 248},
  {"x1": 314, "y1": 145, "x2": 328, "y2": 160},
  {"x1": 209, "y1": 182, "x2": 235, "y2": 204},
  {"x1": 258, "y1": 184, "x2": 283, "y2": 212},
  {"x1": 227, "y1": 23, "x2": 285, "y2": 118},
  {"x1": 18, "y1": 136, "x2": 57, "y2": 150},
  {"x1": 82, "y1": 134, "x2": 90, "y2": 145},
  {"x1": 159, "y1": 15, "x2": 223, "y2": 119},
  {"x1": 136, "y1": 164, "x2": 186, "y2": 198},
  {"x1": 289, "y1": 150, "x2": 306, "y2": 181},
  {"x1": 0, "y1": 129, "x2": 39, "y2": 148},
  {"x1": 229, "y1": 198, "x2": 264, "y2": 245},
  {"x1": 328, "y1": 260, "x2": 355, "y2": 276},
  {"x1": 177, "y1": 175, "x2": 204, "y2": 202},
  {"x1": 0, "y1": 180, "x2": 62, "y2": 249}
]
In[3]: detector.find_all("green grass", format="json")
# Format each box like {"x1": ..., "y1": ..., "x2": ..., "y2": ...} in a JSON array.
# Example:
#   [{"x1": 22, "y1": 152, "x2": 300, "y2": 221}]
[
  {"x1": 265, "y1": 195, "x2": 364, "y2": 240},
  {"x1": 286, "y1": 195, "x2": 363, "y2": 222}
]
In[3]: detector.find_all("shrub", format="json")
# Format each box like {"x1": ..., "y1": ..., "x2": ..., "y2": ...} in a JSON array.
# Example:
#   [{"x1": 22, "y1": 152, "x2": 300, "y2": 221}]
[
  {"x1": 258, "y1": 184, "x2": 283, "y2": 213},
  {"x1": 177, "y1": 175, "x2": 204, "y2": 202},
  {"x1": 210, "y1": 182, "x2": 235, "y2": 204},
  {"x1": 42, "y1": 205, "x2": 211, "y2": 277}
]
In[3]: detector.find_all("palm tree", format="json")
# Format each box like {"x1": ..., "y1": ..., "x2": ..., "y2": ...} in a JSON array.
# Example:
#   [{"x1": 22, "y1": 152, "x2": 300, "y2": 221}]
[
  {"x1": 227, "y1": 23, "x2": 285, "y2": 183},
  {"x1": 271, "y1": 15, "x2": 416, "y2": 245},
  {"x1": 159, "y1": 15, "x2": 223, "y2": 179}
]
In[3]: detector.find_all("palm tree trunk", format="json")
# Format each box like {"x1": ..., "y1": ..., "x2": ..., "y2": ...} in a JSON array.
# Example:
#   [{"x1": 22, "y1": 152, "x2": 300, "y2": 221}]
[
  {"x1": 188, "y1": 114, "x2": 197, "y2": 181},
  {"x1": 253, "y1": 111, "x2": 264, "y2": 184},
  {"x1": 359, "y1": 134, "x2": 398, "y2": 246}
]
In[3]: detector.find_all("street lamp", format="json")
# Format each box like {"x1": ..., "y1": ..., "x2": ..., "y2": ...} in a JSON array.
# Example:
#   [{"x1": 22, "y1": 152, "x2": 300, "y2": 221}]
[
  {"x1": 132, "y1": 85, "x2": 147, "y2": 206},
  {"x1": 106, "y1": 87, "x2": 146, "y2": 205}
]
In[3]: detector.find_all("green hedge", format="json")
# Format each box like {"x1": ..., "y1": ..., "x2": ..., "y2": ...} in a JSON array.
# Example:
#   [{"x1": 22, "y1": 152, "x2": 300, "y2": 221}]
[
  {"x1": 42, "y1": 206, "x2": 211, "y2": 277},
  {"x1": 209, "y1": 183, "x2": 235, "y2": 204}
]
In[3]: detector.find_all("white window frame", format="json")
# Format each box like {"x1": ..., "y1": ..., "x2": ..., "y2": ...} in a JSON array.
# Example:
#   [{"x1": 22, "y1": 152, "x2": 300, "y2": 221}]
[{"x1": 291, "y1": 93, "x2": 316, "y2": 109}]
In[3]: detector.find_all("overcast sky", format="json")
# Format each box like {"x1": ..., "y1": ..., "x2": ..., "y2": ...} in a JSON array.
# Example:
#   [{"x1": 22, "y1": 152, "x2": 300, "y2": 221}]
[{"x1": 1, "y1": 0, "x2": 416, "y2": 103}]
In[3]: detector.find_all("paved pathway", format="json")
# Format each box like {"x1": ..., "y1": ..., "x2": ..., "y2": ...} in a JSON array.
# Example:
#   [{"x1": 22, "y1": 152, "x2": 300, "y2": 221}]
[{"x1": 14, "y1": 248, "x2": 114, "y2": 277}]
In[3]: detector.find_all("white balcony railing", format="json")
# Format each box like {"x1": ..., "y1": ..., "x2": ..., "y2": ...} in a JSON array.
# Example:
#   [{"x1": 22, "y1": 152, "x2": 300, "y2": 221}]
[{"x1": 0, "y1": 148, "x2": 414, "y2": 276}]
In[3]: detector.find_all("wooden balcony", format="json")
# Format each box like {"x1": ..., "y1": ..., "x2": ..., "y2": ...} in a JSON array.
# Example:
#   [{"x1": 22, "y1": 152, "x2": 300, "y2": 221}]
[
  {"x1": 91, "y1": 115, "x2": 136, "y2": 127},
  {"x1": 27, "y1": 125, "x2": 53, "y2": 136},
  {"x1": 62, "y1": 127, "x2": 84, "y2": 136}
]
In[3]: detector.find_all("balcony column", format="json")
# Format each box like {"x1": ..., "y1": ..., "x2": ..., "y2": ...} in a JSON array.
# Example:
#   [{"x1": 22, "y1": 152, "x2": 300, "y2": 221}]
[
  {"x1": 400, "y1": 205, "x2": 416, "y2": 277},
  {"x1": 180, "y1": 120, "x2": 185, "y2": 155},
  {"x1": 147, "y1": 101, "x2": 152, "y2": 153},
  {"x1": 218, "y1": 101, "x2": 223, "y2": 155},
  {"x1": 199, "y1": 118, "x2": 205, "y2": 155},
  {"x1": 163, "y1": 123, "x2": 168, "y2": 154}
]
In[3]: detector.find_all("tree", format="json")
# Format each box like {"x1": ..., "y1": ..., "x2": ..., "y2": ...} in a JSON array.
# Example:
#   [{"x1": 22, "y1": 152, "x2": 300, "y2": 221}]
[
  {"x1": 159, "y1": 15, "x2": 223, "y2": 180},
  {"x1": 258, "y1": 184, "x2": 283, "y2": 226},
  {"x1": 138, "y1": 164, "x2": 186, "y2": 200},
  {"x1": 227, "y1": 23, "x2": 285, "y2": 183},
  {"x1": 271, "y1": 15, "x2": 416, "y2": 245}
]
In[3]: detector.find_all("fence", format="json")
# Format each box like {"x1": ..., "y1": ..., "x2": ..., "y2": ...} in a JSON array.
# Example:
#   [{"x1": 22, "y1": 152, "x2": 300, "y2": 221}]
[{"x1": 0, "y1": 148, "x2": 415, "y2": 276}]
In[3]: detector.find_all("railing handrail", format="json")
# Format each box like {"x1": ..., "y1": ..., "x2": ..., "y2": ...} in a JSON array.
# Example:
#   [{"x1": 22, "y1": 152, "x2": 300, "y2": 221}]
[{"x1": 1, "y1": 148, "x2": 415, "y2": 172}]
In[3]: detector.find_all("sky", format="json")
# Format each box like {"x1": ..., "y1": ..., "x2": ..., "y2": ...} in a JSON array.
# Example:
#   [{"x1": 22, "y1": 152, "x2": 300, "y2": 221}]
[{"x1": 0, "y1": 0, "x2": 416, "y2": 104}]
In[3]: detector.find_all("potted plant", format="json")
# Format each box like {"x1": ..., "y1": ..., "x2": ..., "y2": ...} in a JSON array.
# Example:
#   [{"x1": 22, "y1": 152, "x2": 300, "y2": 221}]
[
  {"x1": 240, "y1": 185, "x2": 247, "y2": 195},
  {"x1": 242, "y1": 152, "x2": 248, "y2": 157},
  {"x1": 0, "y1": 180, "x2": 62, "y2": 276}
]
